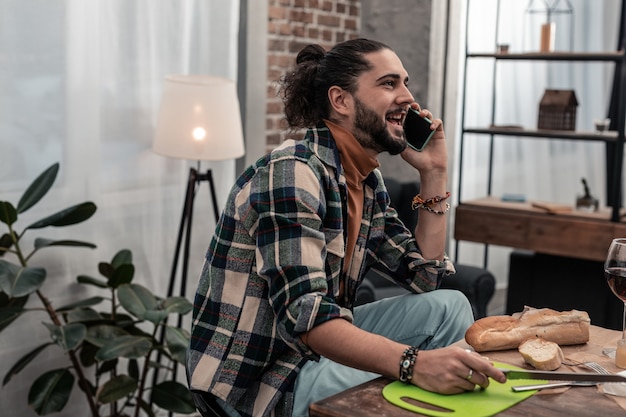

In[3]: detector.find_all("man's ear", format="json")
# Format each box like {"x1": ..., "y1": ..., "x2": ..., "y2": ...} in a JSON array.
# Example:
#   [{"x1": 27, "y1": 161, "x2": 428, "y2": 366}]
[{"x1": 328, "y1": 85, "x2": 352, "y2": 117}]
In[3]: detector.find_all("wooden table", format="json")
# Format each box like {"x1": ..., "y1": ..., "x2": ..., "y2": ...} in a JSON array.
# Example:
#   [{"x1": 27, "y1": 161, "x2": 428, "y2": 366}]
[{"x1": 309, "y1": 326, "x2": 626, "y2": 417}]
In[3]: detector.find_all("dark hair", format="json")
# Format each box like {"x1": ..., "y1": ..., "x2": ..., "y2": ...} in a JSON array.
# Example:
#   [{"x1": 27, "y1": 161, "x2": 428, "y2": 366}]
[{"x1": 279, "y1": 38, "x2": 391, "y2": 129}]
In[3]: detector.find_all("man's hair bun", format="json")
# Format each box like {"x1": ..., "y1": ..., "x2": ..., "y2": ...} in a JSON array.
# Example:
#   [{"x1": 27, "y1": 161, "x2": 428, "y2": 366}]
[{"x1": 296, "y1": 44, "x2": 326, "y2": 65}]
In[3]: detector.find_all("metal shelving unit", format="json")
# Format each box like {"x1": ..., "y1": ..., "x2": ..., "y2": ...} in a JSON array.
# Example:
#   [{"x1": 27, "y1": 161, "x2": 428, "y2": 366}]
[{"x1": 455, "y1": 0, "x2": 626, "y2": 264}]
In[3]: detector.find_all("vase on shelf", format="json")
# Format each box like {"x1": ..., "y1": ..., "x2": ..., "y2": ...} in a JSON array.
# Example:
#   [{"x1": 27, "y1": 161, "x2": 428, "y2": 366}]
[{"x1": 524, "y1": 0, "x2": 573, "y2": 52}]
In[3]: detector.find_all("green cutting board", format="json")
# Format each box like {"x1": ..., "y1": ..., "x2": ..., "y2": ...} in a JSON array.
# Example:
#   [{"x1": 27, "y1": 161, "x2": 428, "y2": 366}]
[{"x1": 382, "y1": 362, "x2": 544, "y2": 417}]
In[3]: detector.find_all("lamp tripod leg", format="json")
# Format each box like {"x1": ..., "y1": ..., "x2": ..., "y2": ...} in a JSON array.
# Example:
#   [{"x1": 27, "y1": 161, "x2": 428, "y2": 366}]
[
  {"x1": 153, "y1": 167, "x2": 197, "y2": 401},
  {"x1": 206, "y1": 169, "x2": 219, "y2": 224}
]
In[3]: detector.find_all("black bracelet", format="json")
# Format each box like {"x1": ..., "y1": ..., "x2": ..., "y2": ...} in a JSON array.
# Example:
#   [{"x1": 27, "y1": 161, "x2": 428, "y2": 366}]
[{"x1": 399, "y1": 346, "x2": 419, "y2": 383}]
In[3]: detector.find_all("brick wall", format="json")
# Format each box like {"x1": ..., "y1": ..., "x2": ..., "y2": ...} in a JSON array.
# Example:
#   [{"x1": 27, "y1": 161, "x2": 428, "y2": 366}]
[{"x1": 266, "y1": 0, "x2": 361, "y2": 151}]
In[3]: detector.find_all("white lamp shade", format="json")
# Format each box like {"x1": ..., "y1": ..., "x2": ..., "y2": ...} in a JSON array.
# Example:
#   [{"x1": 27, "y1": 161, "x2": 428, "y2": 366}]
[{"x1": 153, "y1": 75, "x2": 245, "y2": 161}]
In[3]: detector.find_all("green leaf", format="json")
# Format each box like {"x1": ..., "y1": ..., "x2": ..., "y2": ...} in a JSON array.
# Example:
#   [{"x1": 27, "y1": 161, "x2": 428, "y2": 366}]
[
  {"x1": 163, "y1": 296, "x2": 193, "y2": 315},
  {"x1": 111, "y1": 249, "x2": 132, "y2": 268},
  {"x1": 25, "y1": 202, "x2": 97, "y2": 230},
  {"x1": 0, "y1": 201, "x2": 18, "y2": 226},
  {"x1": 0, "y1": 305, "x2": 25, "y2": 332},
  {"x1": 108, "y1": 264, "x2": 135, "y2": 288},
  {"x1": 117, "y1": 283, "x2": 158, "y2": 320},
  {"x1": 98, "y1": 262, "x2": 115, "y2": 279},
  {"x1": 3, "y1": 342, "x2": 53, "y2": 386},
  {"x1": 165, "y1": 325, "x2": 190, "y2": 364},
  {"x1": 97, "y1": 251, "x2": 134, "y2": 288},
  {"x1": 77, "y1": 274, "x2": 108, "y2": 289},
  {"x1": 0, "y1": 232, "x2": 14, "y2": 256},
  {"x1": 151, "y1": 381, "x2": 196, "y2": 414},
  {"x1": 97, "y1": 358, "x2": 118, "y2": 375},
  {"x1": 85, "y1": 324, "x2": 129, "y2": 348},
  {"x1": 79, "y1": 342, "x2": 98, "y2": 368},
  {"x1": 128, "y1": 358, "x2": 139, "y2": 380},
  {"x1": 97, "y1": 374, "x2": 137, "y2": 404},
  {"x1": 17, "y1": 163, "x2": 59, "y2": 213},
  {"x1": 57, "y1": 296, "x2": 105, "y2": 312},
  {"x1": 108, "y1": 312, "x2": 135, "y2": 328},
  {"x1": 33, "y1": 238, "x2": 97, "y2": 250},
  {"x1": 66, "y1": 307, "x2": 103, "y2": 323},
  {"x1": 95, "y1": 335, "x2": 152, "y2": 361},
  {"x1": 28, "y1": 368, "x2": 74, "y2": 415},
  {"x1": 43, "y1": 322, "x2": 86, "y2": 352},
  {"x1": 0, "y1": 292, "x2": 28, "y2": 332},
  {"x1": 144, "y1": 309, "x2": 168, "y2": 324},
  {"x1": 0, "y1": 260, "x2": 46, "y2": 297}
]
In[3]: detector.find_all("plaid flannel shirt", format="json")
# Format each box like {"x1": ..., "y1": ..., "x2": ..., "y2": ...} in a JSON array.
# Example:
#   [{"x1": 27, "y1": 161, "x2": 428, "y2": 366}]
[{"x1": 187, "y1": 124, "x2": 454, "y2": 417}]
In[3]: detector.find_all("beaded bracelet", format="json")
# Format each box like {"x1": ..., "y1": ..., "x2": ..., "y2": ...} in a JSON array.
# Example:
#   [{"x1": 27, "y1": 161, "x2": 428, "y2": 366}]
[
  {"x1": 411, "y1": 192, "x2": 451, "y2": 215},
  {"x1": 420, "y1": 201, "x2": 450, "y2": 215},
  {"x1": 399, "y1": 346, "x2": 419, "y2": 383}
]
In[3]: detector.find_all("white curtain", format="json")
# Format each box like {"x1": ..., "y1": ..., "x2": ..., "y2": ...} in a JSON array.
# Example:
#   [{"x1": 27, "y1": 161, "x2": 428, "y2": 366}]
[
  {"x1": 453, "y1": 0, "x2": 623, "y2": 286},
  {"x1": 0, "y1": 1, "x2": 240, "y2": 415}
]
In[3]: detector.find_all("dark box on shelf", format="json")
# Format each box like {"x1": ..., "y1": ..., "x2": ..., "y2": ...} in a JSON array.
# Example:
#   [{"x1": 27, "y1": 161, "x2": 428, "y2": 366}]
[{"x1": 537, "y1": 89, "x2": 578, "y2": 130}]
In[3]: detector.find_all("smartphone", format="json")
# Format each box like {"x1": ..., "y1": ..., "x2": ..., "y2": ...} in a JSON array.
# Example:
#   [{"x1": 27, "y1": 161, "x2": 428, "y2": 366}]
[{"x1": 403, "y1": 108, "x2": 435, "y2": 151}]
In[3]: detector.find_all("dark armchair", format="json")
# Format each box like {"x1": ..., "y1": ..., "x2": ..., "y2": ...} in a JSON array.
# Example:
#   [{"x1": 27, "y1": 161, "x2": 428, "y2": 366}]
[{"x1": 356, "y1": 178, "x2": 496, "y2": 319}]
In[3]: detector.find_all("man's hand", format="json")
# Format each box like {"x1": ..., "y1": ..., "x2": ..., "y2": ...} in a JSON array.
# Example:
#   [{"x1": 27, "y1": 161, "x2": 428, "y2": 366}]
[{"x1": 411, "y1": 346, "x2": 507, "y2": 394}]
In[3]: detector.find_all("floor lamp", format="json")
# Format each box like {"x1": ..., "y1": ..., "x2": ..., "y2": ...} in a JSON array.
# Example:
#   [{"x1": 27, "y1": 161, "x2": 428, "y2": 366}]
[
  {"x1": 151, "y1": 75, "x2": 245, "y2": 388},
  {"x1": 153, "y1": 74, "x2": 245, "y2": 303}
]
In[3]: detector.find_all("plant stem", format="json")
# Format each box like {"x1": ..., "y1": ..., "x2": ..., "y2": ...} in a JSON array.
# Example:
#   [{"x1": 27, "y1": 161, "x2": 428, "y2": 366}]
[
  {"x1": 110, "y1": 288, "x2": 118, "y2": 417},
  {"x1": 134, "y1": 326, "x2": 161, "y2": 417},
  {"x1": 17, "y1": 223, "x2": 100, "y2": 417},
  {"x1": 134, "y1": 348, "x2": 154, "y2": 417},
  {"x1": 14, "y1": 228, "x2": 100, "y2": 416},
  {"x1": 9, "y1": 226, "x2": 28, "y2": 267},
  {"x1": 35, "y1": 289, "x2": 100, "y2": 416}
]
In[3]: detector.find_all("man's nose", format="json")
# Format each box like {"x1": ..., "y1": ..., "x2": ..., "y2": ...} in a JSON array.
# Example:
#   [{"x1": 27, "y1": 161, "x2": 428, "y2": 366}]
[{"x1": 398, "y1": 84, "x2": 414, "y2": 105}]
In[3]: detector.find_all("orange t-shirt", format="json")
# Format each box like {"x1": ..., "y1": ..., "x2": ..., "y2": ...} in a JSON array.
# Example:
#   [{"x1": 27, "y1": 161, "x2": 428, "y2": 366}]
[{"x1": 324, "y1": 120, "x2": 379, "y2": 274}]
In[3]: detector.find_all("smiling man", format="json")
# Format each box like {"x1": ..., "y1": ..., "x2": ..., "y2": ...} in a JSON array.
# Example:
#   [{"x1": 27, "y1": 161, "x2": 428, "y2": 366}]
[{"x1": 186, "y1": 38, "x2": 506, "y2": 417}]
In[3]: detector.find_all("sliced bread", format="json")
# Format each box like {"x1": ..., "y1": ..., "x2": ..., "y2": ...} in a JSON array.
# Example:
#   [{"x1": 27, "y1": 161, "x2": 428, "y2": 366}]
[{"x1": 518, "y1": 337, "x2": 564, "y2": 371}]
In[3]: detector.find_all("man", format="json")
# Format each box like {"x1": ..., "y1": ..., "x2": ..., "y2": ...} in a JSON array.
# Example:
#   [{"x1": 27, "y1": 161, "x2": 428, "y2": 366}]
[{"x1": 186, "y1": 38, "x2": 506, "y2": 417}]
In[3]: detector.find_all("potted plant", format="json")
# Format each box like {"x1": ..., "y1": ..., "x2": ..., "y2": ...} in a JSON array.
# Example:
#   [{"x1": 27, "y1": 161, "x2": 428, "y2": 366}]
[{"x1": 0, "y1": 162, "x2": 196, "y2": 416}]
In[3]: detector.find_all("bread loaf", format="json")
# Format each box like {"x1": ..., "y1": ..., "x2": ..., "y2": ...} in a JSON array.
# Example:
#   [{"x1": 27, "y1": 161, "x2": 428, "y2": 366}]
[
  {"x1": 518, "y1": 337, "x2": 563, "y2": 371},
  {"x1": 464, "y1": 306, "x2": 590, "y2": 352}
]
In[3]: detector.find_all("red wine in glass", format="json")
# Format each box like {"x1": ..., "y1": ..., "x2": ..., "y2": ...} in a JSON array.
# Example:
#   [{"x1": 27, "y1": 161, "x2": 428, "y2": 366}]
[{"x1": 605, "y1": 267, "x2": 626, "y2": 302}]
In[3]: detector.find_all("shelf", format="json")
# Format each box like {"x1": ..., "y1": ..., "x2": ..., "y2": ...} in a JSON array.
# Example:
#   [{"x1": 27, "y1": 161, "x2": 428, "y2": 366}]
[
  {"x1": 454, "y1": 197, "x2": 626, "y2": 262},
  {"x1": 467, "y1": 51, "x2": 625, "y2": 62},
  {"x1": 463, "y1": 127, "x2": 619, "y2": 142},
  {"x1": 457, "y1": 0, "x2": 626, "y2": 264}
]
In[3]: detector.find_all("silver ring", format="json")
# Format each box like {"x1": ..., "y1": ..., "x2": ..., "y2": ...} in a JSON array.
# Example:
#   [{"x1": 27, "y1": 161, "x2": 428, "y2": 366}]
[
  {"x1": 466, "y1": 369, "x2": 473, "y2": 380},
  {"x1": 465, "y1": 348, "x2": 473, "y2": 354}
]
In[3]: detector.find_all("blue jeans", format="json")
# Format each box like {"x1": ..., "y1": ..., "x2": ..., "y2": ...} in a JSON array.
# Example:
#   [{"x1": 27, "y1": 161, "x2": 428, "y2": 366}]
[{"x1": 292, "y1": 289, "x2": 474, "y2": 417}]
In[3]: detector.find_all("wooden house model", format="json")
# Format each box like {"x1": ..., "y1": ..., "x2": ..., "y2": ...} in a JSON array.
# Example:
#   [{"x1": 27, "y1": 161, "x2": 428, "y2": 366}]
[{"x1": 537, "y1": 89, "x2": 578, "y2": 130}]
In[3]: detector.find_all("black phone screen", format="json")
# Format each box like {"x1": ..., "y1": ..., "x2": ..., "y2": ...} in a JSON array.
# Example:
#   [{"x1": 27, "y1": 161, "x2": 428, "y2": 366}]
[{"x1": 403, "y1": 108, "x2": 435, "y2": 151}]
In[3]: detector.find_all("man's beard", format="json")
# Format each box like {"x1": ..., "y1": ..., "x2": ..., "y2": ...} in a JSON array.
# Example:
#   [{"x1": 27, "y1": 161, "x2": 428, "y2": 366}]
[{"x1": 353, "y1": 97, "x2": 407, "y2": 155}]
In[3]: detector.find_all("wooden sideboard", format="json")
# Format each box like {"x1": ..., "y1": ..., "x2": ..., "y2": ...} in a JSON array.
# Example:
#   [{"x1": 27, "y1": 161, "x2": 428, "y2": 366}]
[{"x1": 454, "y1": 197, "x2": 626, "y2": 262}]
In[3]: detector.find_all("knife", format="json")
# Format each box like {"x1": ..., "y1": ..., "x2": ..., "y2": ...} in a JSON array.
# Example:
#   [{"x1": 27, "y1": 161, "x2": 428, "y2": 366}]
[{"x1": 498, "y1": 368, "x2": 626, "y2": 383}]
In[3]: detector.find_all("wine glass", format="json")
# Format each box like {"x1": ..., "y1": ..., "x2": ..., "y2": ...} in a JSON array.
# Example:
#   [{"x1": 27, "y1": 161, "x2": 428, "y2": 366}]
[{"x1": 603, "y1": 238, "x2": 626, "y2": 362}]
